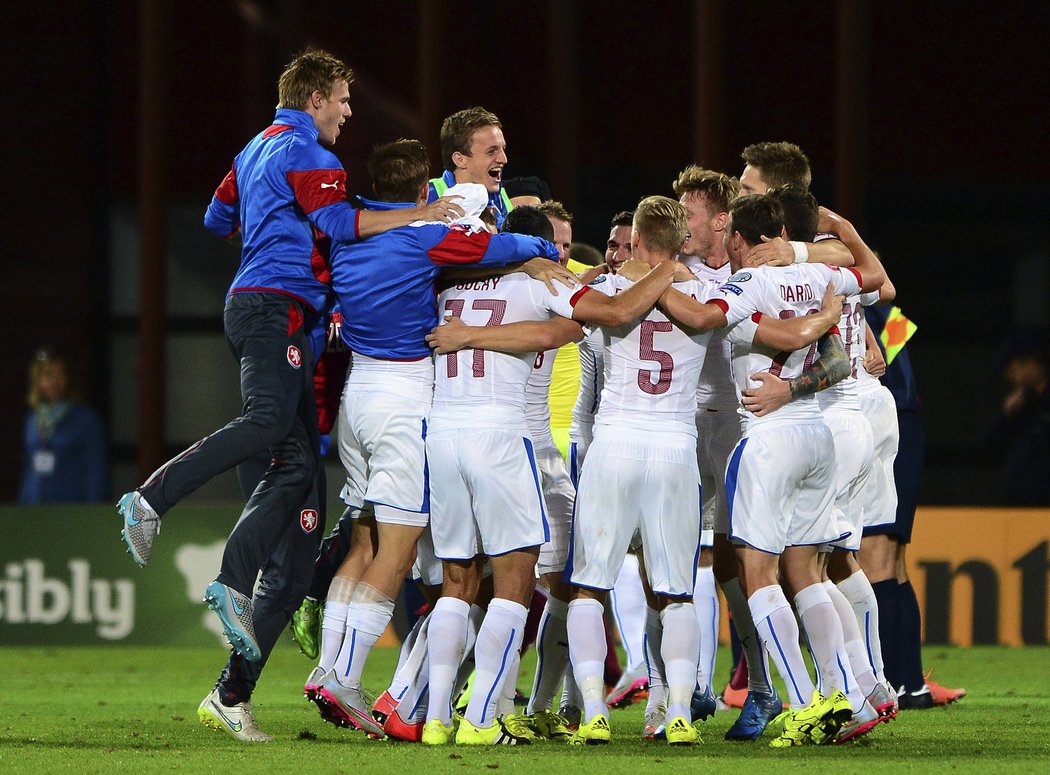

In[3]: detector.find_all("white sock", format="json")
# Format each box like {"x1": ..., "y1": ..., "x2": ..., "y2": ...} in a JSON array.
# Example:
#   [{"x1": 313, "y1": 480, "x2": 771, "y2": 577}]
[
  {"x1": 749, "y1": 584, "x2": 815, "y2": 709},
  {"x1": 643, "y1": 605, "x2": 667, "y2": 717},
  {"x1": 389, "y1": 614, "x2": 432, "y2": 722},
  {"x1": 319, "y1": 601, "x2": 349, "y2": 672},
  {"x1": 465, "y1": 598, "x2": 527, "y2": 728},
  {"x1": 392, "y1": 613, "x2": 426, "y2": 684},
  {"x1": 794, "y1": 583, "x2": 864, "y2": 712},
  {"x1": 425, "y1": 597, "x2": 470, "y2": 725},
  {"x1": 693, "y1": 567, "x2": 718, "y2": 690},
  {"x1": 610, "y1": 554, "x2": 647, "y2": 670},
  {"x1": 721, "y1": 576, "x2": 772, "y2": 694},
  {"x1": 318, "y1": 576, "x2": 357, "y2": 671},
  {"x1": 451, "y1": 604, "x2": 486, "y2": 699},
  {"x1": 823, "y1": 580, "x2": 878, "y2": 696},
  {"x1": 527, "y1": 596, "x2": 570, "y2": 713},
  {"x1": 837, "y1": 569, "x2": 887, "y2": 684},
  {"x1": 334, "y1": 589, "x2": 395, "y2": 688},
  {"x1": 497, "y1": 650, "x2": 521, "y2": 718},
  {"x1": 660, "y1": 602, "x2": 700, "y2": 722},
  {"x1": 560, "y1": 669, "x2": 582, "y2": 713},
  {"x1": 567, "y1": 597, "x2": 608, "y2": 722}
]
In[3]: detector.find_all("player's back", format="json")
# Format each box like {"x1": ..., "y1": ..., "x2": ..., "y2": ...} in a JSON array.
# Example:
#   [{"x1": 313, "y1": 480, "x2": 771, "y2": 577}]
[
  {"x1": 331, "y1": 219, "x2": 445, "y2": 360},
  {"x1": 597, "y1": 274, "x2": 713, "y2": 434},
  {"x1": 432, "y1": 273, "x2": 576, "y2": 426},
  {"x1": 717, "y1": 263, "x2": 859, "y2": 430}
]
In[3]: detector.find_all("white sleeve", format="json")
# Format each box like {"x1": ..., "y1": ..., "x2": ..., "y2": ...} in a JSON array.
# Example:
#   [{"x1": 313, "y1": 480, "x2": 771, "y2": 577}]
[
  {"x1": 715, "y1": 270, "x2": 762, "y2": 327},
  {"x1": 725, "y1": 316, "x2": 759, "y2": 346}
]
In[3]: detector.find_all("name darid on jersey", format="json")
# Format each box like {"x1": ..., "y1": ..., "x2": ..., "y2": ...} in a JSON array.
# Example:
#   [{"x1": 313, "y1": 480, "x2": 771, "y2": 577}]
[{"x1": 779, "y1": 283, "x2": 816, "y2": 302}]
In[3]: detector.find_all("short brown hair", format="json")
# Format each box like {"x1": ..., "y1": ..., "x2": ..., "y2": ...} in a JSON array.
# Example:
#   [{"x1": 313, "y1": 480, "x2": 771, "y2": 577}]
[
  {"x1": 440, "y1": 107, "x2": 501, "y2": 171},
  {"x1": 728, "y1": 194, "x2": 785, "y2": 247},
  {"x1": 633, "y1": 196, "x2": 688, "y2": 255},
  {"x1": 610, "y1": 210, "x2": 634, "y2": 228},
  {"x1": 537, "y1": 200, "x2": 573, "y2": 225},
  {"x1": 367, "y1": 139, "x2": 431, "y2": 203},
  {"x1": 672, "y1": 165, "x2": 741, "y2": 213},
  {"x1": 277, "y1": 48, "x2": 354, "y2": 110},
  {"x1": 740, "y1": 142, "x2": 811, "y2": 190},
  {"x1": 766, "y1": 185, "x2": 818, "y2": 242}
]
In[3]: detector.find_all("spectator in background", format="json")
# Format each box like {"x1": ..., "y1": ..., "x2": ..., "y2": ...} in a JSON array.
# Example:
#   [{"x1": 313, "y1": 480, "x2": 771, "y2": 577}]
[
  {"x1": 19, "y1": 348, "x2": 107, "y2": 504},
  {"x1": 986, "y1": 335, "x2": 1050, "y2": 505}
]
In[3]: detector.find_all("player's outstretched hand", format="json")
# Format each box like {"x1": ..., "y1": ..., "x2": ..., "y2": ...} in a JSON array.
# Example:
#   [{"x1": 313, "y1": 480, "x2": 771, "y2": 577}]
[
  {"x1": 616, "y1": 258, "x2": 650, "y2": 282},
  {"x1": 416, "y1": 195, "x2": 466, "y2": 223},
  {"x1": 425, "y1": 315, "x2": 470, "y2": 354},
  {"x1": 742, "y1": 371, "x2": 791, "y2": 416},
  {"x1": 522, "y1": 257, "x2": 578, "y2": 294},
  {"x1": 747, "y1": 235, "x2": 794, "y2": 267}
]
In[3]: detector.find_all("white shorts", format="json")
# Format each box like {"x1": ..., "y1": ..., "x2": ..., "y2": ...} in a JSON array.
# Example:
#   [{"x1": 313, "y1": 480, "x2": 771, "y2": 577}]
[
  {"x1": 568, "y1": 427, "x2": 593, "y2": 488},
  {"x1": 822, "y1": 409, "x2": 875, "y2": 551},
  {"x1": 427, "y1": 427, "x2": 548, "y2": 560},
  {"x1": 569, "y1": 425, "x2": 702, "y2": 597},
  {"x1": 725, "y1": 422, "x2": 843, "y2": 554},
  {"x1": 338, "y1": 385, "x2": 431, "y2": 527},
  {"x1": 857, "y1": 386, "x2": 899, "y2": 528},
  {"x1": 411, "y1": 525, "x2": 443, "y2": 587},
  {"x1": 695, "y1": 406, "x2": 741, "y2": 540},
  {"x1": 535, "y1": 445, "x2": 576, "y2": 575}
]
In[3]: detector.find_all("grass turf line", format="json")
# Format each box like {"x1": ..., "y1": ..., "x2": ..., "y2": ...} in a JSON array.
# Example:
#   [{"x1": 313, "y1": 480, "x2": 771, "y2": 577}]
[{"x1": 0, "y1": 643, "x2": 1046, "y2": 774}]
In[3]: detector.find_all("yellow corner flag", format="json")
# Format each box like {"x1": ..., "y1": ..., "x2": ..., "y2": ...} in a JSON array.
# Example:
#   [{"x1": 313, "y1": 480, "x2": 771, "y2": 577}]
[{"x1": 880, "y1": 306, "x2": 917, "y2": 364}]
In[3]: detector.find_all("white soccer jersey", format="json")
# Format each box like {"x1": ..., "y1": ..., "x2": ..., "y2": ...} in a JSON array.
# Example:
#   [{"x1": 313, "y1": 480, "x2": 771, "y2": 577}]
[
  {"x1": 569, "y1": 324, "x2": 605, "y2": 441},
  {"x1": 686, "y1": 260, "x2": 738, "y2": 411},
  {"x1": 525, "y1": 347, "x2": 558, "y2": 449},
  {"x1": 816, "y1": 293, "x2": 865, "y2": 411},
  {"x1": 714, "y1": 264, "x2": 862, "y2": 432},
  {"x1": 596, "y1": 274, "x2": 716, "y2": 434},
  {"x1": 431, "y1": 274, "x2": 585, "y2": 428}
]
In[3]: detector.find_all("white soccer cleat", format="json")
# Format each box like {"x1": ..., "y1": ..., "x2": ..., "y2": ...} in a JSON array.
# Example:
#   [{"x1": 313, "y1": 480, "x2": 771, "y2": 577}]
[{"x1": 198, "y1": 689, "x2": 273, "y2": 742}]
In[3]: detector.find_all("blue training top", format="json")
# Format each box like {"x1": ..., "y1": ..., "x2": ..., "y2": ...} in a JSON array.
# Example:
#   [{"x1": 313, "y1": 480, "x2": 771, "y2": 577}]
[
  {"x1": 330, "y1": 197, "x2": 557, "y2": 360},
  {"x1": 204, "y1": 108, "x2": 364, "y2": 313}
]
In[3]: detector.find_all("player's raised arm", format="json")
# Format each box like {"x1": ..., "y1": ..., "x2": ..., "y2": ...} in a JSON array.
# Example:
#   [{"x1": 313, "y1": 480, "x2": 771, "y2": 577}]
[
  {"x1": 747, "y1": 234, "x2": 853, "y2": 268},
  {"x1": 570, "y1": 260, "x2": 681, "y2": 327},
  {"x1": 817, "y1": 207, "x2": 886, "y2": 293}
]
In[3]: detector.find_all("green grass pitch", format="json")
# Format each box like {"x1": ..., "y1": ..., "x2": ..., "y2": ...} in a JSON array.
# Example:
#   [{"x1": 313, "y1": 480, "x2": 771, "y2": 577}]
[{"x1": 1, "y1": 642, "x2": 1047, "y2": 773}]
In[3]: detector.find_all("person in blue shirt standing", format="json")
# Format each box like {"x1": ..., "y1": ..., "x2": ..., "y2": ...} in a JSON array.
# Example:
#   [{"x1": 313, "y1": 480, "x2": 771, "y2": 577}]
[{"x1": 19, "y1": 349, "x2": 107, "y2": 505}]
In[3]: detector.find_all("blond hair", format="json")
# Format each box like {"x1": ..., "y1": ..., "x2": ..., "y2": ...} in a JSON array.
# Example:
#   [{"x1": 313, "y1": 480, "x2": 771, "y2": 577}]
[
  {"x1": 672, "y1": 165, "x2": 741, "y2": 213},
  {"x1": 537, "y1": 200, "x2": 573, "y2": 224},
  {"x1": 27, "y1": 349, "x2": 77, "y2": 409},
  {"x1": 633, "y1": 196, "x2": 688, "y2": 255}
]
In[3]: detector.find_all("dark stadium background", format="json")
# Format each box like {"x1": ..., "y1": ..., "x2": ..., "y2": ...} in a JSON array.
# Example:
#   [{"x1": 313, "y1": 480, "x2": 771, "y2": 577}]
[{"x1": 3, "y1": 1, "x2": 1047, "y2": 506}]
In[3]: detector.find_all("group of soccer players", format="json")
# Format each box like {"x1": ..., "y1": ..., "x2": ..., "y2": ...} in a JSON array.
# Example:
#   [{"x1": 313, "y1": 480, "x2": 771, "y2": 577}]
[{"x1": 117, "y1": 47, "x2": 953, "y2": 749}]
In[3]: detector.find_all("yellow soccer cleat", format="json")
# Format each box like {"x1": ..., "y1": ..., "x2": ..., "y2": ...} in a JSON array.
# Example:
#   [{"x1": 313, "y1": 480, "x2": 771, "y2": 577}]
[
  {"x1": 455, "y1": 715, "x2": 532, "y2": 745},
  {"x1": 567, "y1": 713, "x2": 611, "y2": 745},
  {"x1": 421, "y1": 718, "x2": 457, "y2": 745},
  {"x1": 527, "y1": 708, "x2": 573, "y2": 741},
  {"x1": 664, "y1": 716, "x2": 700, "y2": 746}
]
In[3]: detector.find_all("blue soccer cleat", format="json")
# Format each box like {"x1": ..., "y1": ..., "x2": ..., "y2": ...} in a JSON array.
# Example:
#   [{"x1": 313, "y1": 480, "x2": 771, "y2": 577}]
[{"x1": 726, "y1": 686, "x2": 783, "y2": 741}]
